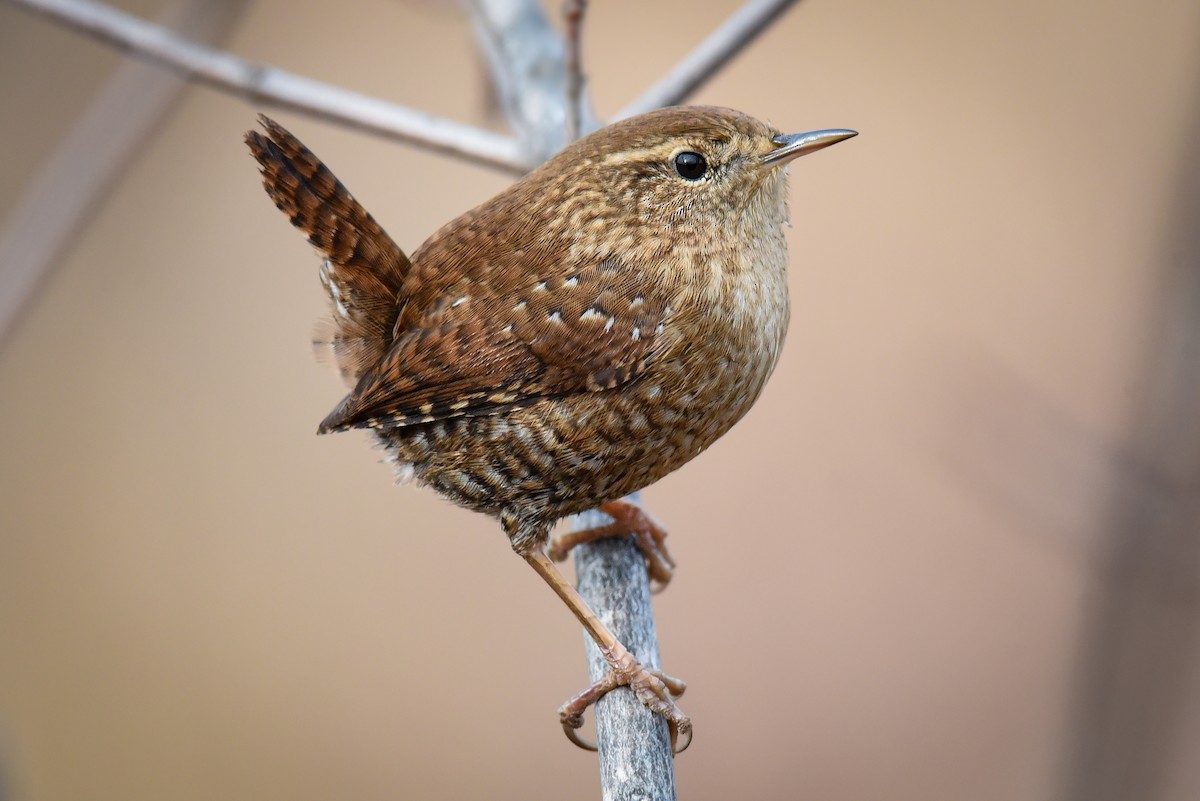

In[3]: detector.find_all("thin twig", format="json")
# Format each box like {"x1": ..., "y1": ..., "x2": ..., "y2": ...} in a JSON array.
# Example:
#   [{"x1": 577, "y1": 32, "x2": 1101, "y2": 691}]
[
  {"x1": 463, "y1": 0, "x2": 567, "y2": 162},
  {"x1": 572, "y1": 497, "x2": 677, "y2": 801},
  {"x1": 616, "y1": 0, "x2": 803, "y2": 119},
  {"x1": 4, "y1": 0, "x2": 529, "y2": 174},
  {"x1": 463, "y1": 0, "x2": 598, "y2": 163},
  {"x1": 563, "y1": 0, "x2": 588, "y2": 142}
]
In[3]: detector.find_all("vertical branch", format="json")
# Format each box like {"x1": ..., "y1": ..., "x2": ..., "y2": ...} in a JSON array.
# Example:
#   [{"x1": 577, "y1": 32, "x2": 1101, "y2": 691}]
[
  {"x1": 465, "y1": 0, "x2": 599, "y2": 162},
  {"x1": 573, "y1": 497, "x2": 678, "y2": 801},
  {"x1": 1058, "y1": 94, "x2": 1200, "y2": 801},
  {"x1": 555, "y1": 1, "x2": 677, "y2": 789},
  {"x1": 563, "y1": 0, "x2": 588, "y2": 142},
  {"x1": 463, "y1": 0, "x2": 568, "y2": 163},
  {"x1": 464, "y1": 2, "x2": 676, "y2": 795}
]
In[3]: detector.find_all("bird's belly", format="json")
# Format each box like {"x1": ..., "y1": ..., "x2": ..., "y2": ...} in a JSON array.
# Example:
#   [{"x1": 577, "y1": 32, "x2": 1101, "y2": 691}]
[
  {"x1": 546, "y1": 325, "x2": 782, "y2": 510},
  {"x1": 375, "y1": 307, "x2": 784, "y2": 525}
]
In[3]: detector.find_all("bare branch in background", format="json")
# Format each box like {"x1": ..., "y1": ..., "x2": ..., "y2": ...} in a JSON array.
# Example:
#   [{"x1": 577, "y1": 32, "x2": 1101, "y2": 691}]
[
  {"x1": 1059, "y1": 100, "x2": 1200, "y2": 801},
  {"x1": 463, "y1": 0, "x2": 597, "y2": 162},
  {"x1": 4, "y1": 0, "x2": 529, "y2": 173},
  {"x1": 0, "y1": 0, "x2": 248, "y2": 349},
  {"x1": 617, "y1": 0, "x2": 803, "y2": 119},
  {"x1": 563, "y1": 0, "x2": 588, "y2": 143}
]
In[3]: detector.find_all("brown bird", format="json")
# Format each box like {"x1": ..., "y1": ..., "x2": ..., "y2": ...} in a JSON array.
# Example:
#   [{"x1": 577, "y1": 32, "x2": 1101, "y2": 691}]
[{"x1": 245, "y1": 106, "x2": 854, "y2": 751}]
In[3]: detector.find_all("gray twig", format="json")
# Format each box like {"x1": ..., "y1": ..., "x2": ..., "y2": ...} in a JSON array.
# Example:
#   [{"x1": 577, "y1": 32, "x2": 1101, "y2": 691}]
[
  {"x1": 573, "y1": 498, "x2": 677, "y2": 801},
  {"x1": 616, "y1": 0, "x2": 804, "y2": 119},
  {"x1": 463, "y1": 0, "x2": 597, "y2": 162},
  {"x1": 4, "y1": 0, "x2": 529, "y2": 173},
  {"x1": 563, "y1": 0, "x2": 588, "y2": 143}
]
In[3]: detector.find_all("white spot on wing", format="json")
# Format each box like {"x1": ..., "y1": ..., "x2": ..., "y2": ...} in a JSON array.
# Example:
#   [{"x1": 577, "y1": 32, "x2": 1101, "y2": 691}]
[
  {"x1": 631, "y1": 327, "x2": 640, "y2": 341},
  {"x1": 604, "y1": 316, "x2": 615, "y2": 332},
  {"x1": 452, "y1": 296, "x2": 468, "y2": 308},
  {"x1": 548, "y1": 311, "x2": 562, "y2": 323}
]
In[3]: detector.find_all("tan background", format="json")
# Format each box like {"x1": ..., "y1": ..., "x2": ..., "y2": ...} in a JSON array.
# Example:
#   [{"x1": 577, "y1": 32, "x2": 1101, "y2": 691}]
[{"x1": 2, "y1": 0, "x2": 1199, "y2": 799}]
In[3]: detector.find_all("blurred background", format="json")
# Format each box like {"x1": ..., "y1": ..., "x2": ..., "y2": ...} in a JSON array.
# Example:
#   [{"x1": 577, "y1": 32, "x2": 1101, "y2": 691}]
[{"x1": 2, "y1": 0, "x2": 1198, "y2": 799}]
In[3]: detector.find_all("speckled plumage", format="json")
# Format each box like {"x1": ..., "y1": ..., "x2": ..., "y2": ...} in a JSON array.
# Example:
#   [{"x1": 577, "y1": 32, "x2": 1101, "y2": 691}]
[
  {"x1": 246, "y1": 107, "x2": 853, "y2": 746},
  {"x1": 248, "y1": 107, "x2": 791, "y2": 550}
]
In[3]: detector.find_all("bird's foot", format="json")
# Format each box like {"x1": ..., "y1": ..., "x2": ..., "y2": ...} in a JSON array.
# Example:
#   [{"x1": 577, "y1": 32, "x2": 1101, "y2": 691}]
[
  {"x1": 549, "y1": 498, "x2": 676, "y2": 591},
  {"x1": 558, "y1": 652, "x2": 691, "y2": 753}
]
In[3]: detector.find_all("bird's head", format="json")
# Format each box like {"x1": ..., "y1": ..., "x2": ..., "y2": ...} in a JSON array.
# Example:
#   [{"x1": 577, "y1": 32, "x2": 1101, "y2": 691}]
[{"x1": 528, "y1": 105, "x2": 856, "y2": 254}]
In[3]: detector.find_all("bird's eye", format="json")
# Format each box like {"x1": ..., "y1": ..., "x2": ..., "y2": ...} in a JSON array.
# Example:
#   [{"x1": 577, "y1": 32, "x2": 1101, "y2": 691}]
[{"x1": 673, "y1": 152, "x2": 707, "y2": 180}]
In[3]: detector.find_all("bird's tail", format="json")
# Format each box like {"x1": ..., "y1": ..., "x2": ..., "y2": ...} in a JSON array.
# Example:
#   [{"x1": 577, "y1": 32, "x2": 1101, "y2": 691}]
[{"x1": 245, "y1": 115, "x2": 410, "y2": 386}]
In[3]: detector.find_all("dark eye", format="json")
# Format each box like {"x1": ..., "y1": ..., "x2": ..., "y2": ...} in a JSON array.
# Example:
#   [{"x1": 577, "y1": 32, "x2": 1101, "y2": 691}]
[{"x1": 673, "y1": 152, "x2": 707, "y2": 180}]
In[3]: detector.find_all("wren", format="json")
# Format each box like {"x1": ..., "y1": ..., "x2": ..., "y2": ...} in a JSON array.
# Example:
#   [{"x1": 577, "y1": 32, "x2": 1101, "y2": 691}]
[{"x1": 245, "y1": 106, "x2": 855, "y2": 751}]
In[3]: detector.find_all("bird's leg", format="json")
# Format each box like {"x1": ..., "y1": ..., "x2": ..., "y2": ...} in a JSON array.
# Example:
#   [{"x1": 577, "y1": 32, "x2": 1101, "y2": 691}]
[
  {"x1": 548, "y1": 499, "x2": 676, "y2": 591},
  {"x1": 521, "y1": 547, "x2": 691, "y2": 752}
]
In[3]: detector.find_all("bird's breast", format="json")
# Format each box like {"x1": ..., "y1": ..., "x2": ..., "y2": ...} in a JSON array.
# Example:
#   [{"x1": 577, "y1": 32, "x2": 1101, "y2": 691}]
[{"x1": 634, "y1": 235, "x2": 791, "y2": 462}]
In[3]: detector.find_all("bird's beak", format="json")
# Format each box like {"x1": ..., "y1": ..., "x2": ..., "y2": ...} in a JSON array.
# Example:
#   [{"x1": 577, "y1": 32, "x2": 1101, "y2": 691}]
[{"x1": 761, "y1": 129, "x2": 858, "y2": 167}]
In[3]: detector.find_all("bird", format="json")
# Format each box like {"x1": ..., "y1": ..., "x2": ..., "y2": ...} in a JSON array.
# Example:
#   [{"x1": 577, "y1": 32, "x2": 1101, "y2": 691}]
[{"x1": 245, "y1": 106, "x2": 855, "y2": 751}]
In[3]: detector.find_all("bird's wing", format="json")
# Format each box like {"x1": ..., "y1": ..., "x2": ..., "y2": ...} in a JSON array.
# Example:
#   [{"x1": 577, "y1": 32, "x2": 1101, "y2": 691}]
[
  {"x1": 245, "y1": 116, "x2": 410, "y2": 386},
  {"x1": 317, "y1": 255, "x2": 677, "y2": 432}
]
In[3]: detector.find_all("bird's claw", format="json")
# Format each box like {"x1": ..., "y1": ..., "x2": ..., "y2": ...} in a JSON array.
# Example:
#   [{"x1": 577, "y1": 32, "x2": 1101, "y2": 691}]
[
  {"x1": 558, "y1": 663, "x2": 691, "y2": 753},
  {"x1": 549, "y1": 499, "x2": 677, "y2": 591}
]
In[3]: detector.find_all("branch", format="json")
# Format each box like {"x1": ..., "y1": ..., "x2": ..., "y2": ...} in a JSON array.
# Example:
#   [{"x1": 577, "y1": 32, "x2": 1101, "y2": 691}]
[
  {"x1": 463, "y1": 2, "x2": 676, "y2": 792},
  {"x1": 572, "y1": 497, "x2": 677, "y2": 801},
  {"x1": 616, "y1": 0, "x2": 804, "y2": 119},
  {"x1": 464, "y1": 0, "x2": 600, "y2": 162},
  {"x1": 4, "y1": 0, "x2": 530, "y2": 174},
  {"x1": 563, "y1": 0, "x2": 588, "y2": 143},
  {"x1": 0, "y1": 0, "x2": 248, "y2": 350}
]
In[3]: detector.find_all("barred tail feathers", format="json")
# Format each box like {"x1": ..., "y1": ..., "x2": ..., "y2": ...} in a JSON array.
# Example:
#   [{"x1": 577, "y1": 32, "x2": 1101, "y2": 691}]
[{"x1": 245, "y1": 116, "x2": 410, "y2": 385}]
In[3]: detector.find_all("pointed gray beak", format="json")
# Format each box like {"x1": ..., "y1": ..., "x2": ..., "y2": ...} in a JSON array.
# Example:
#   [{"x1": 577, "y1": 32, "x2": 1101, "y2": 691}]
[{"x1": 761, "y1": 129, "x2": 858, "y2": 167}]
